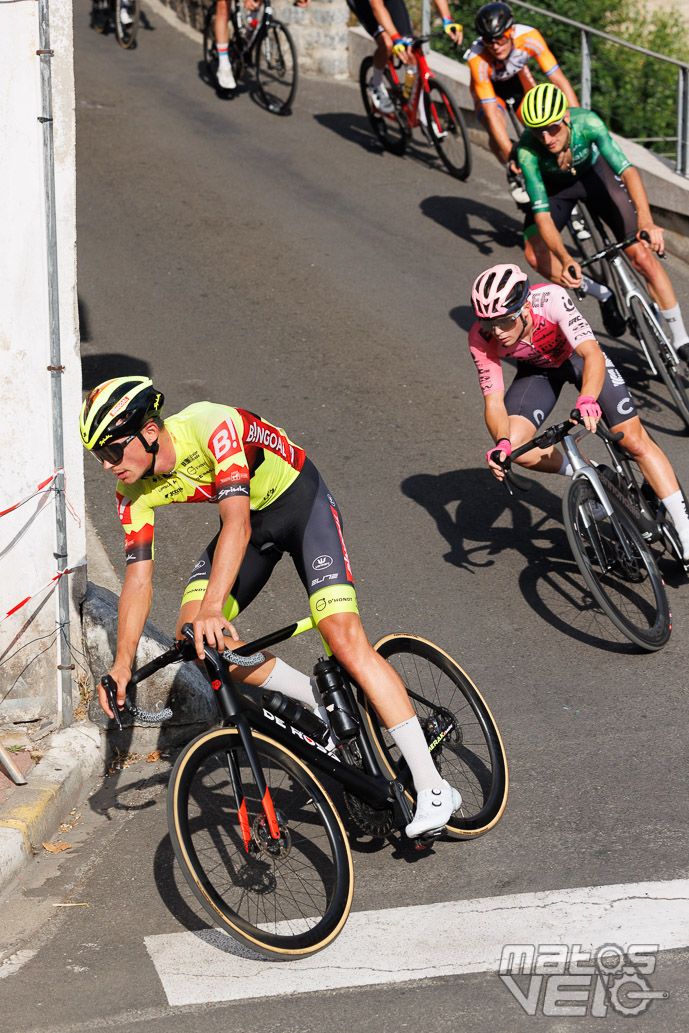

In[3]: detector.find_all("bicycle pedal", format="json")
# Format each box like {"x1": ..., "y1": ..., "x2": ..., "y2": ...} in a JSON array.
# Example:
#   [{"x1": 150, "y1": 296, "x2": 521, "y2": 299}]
[{"x1": 414, "y1": 828, "x2": 443, "y2": 849}]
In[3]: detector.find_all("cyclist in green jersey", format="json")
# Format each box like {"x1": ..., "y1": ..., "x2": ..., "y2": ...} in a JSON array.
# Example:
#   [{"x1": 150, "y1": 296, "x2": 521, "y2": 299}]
[
  {"x1": 517, "y1": 83, "x2": 689, "y2": 358},
  {"x1": 79, "y1": 377, "x2": 461, "y2": 839}
]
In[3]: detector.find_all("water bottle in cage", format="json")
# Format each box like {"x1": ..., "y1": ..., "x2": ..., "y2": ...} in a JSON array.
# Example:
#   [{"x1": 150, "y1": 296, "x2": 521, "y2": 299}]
[{"x1": 313, "y1": 657, "x2": 360, "y2": 740}]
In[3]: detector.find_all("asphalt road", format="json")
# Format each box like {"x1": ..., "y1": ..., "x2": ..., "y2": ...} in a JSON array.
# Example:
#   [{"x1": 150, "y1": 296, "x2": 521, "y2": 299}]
[{"x1": 3, "y1": 4, "x2": 689, "y2": 1030}]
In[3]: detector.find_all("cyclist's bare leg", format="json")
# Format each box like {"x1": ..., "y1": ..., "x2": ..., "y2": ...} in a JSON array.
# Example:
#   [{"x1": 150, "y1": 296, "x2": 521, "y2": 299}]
[
  {"x1": 624, "y1": 240, "x2": 677, "y2": 310},
  {"x1": 524, "y1": 231, "x2": 563, "y2": 283},
  {"x1": 609, "y1": 415, "x2": 680, "y2": 499},
  {"x1": 508, "y1": 414, "x2": 565, "y2": 474},
  {"x1": 317, "y1": 611, "x2": 414, "y2": 728},
  {"x1": 215, "y1": 0, "x2": 229, "y2": 45},
  {"x1": 373, "y1": 31, "x2": 392, "y2": 71}
]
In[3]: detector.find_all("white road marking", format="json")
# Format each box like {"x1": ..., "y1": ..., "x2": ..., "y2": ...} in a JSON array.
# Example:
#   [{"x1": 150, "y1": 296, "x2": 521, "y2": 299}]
[{"x1": 145, "y1": 879, "x2": 689, "y2": 1006}]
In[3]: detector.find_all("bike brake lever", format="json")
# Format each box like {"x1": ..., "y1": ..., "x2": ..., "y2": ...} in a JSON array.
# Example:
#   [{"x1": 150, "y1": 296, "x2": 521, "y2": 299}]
[{"x1": 639, "y1": 229, "x2": 666, "y2": 259}]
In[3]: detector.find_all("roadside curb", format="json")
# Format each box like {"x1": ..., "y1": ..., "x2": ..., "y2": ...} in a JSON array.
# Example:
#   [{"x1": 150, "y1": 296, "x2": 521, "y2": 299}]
[{"x1": 0, "y1": 722, "x2": 105, "y2": 898}]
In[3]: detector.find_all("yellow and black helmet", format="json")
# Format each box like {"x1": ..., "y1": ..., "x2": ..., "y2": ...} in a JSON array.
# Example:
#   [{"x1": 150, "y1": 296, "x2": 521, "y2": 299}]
[
  {"x1": 79, "y1": 376, "x2": 164, "y2": 451},
  {"x1": 521, "y1": 83, "x2": 569, "y2": 129}
]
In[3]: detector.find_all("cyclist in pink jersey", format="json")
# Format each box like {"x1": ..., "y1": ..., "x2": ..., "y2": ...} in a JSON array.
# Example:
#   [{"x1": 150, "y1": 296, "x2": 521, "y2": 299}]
[{"x1": 469, "y1": 264, "x2": 689, "y2": 557}]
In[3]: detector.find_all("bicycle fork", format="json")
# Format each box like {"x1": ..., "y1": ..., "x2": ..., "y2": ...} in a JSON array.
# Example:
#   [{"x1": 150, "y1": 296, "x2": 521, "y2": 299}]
[{"x1": 225, "y1": 714, "x2": 281, "y2": 852}]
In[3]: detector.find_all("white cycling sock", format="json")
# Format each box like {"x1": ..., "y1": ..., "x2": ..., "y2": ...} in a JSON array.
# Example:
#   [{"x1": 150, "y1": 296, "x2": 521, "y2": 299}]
[
  {"x1": 371, "y1": 66, "x2": 384, "y2": 88},
  {"x1": 660, "y1": 304, "x2": 689, "y2": 347},
  {"x1": 661, "y1": 489, "x2": 689, "y2": 549},
  {"x1": 217, "y1": 42, "x2": 231, "y2": 70},
  {"x1": 388, "y1": 716, "x2": 443, "y2": 793},
  {"x1": 581, "y1": 275, "x2": 612, "y2": 303},
  {"x1": 259, "y1": 657, "x2": 321, "y2": 711}
]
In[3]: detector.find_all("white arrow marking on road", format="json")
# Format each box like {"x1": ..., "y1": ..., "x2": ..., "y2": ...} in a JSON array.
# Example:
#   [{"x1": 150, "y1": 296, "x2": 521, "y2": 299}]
[{"x1": 145, "y1": 879, "x2": 689, "y2": 1006}]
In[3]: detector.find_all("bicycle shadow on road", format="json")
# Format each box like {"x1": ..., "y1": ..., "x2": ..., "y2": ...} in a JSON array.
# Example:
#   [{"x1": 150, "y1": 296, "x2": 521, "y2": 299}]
[
  {"x1": 420, "y1": 195, "x2": 523, "y2": 256},
  {"x1": 313, "y1": 111, "x2": 402, "y2": 156},
  {"x1": 402, "y1": 466, "x2": 647, "y2": 654}
]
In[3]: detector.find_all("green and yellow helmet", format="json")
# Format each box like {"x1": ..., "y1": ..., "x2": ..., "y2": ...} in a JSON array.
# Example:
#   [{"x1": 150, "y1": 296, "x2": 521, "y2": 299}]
[
  {"x1": 79, "y1": 376, "x2": 164, "y2": 451},
  {"x1": 521, "y1": 83, "x2": 569, "y2": 129}
]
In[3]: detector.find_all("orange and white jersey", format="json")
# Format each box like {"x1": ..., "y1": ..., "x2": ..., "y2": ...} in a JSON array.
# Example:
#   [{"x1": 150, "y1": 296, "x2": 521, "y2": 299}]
[{"x1": 466, "y1": 24, "x2": 559, "y2": 106}]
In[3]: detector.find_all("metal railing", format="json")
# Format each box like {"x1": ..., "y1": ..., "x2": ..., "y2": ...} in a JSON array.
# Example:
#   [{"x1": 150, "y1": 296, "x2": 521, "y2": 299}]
[{"x1": 421, "y1": 0, "x2": 689, "y2": 176}]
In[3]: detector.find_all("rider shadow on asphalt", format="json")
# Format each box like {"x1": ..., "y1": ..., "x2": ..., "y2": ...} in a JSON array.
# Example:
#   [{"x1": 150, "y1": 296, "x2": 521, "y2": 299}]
[
  {"x1": 420, "y1": 195, "x2": 523, "y2": 255},
  {"x1": 402, "y1": 466, "x2": 679, "y2": 653}
]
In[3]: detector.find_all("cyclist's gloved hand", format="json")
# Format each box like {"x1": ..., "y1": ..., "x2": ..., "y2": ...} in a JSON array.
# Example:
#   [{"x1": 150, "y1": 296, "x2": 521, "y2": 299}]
[
  {"x1": 442, "y1": 18, "x2": 463, "y2": 41},
  {"x1": 486, "y1": 438, "x2": 512, "y2": 466},
  {"x1": 391, "y1": 35, "x2": 412, "y2": 56},
  {"x1": 575, "y1": 395, "x2": 601, "y2": 421}
]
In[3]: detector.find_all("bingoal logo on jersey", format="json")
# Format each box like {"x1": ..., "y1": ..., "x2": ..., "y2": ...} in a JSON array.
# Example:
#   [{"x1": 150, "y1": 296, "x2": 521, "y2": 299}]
[{"x1": 209, "y1": 420, "x2": 241, "y2": 462}]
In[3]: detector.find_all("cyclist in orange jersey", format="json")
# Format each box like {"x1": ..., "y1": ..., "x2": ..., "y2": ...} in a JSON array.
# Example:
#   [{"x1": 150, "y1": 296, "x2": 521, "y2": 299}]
[
  {"x1": 466, "y1": 2, "x2": 578, "y2": 204},
  {"x1": 79, "y1": 377, "x2": 462, "y2": 839}
]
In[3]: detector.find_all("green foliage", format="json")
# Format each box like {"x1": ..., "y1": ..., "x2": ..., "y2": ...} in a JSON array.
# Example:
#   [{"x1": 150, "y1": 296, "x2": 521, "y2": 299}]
[{"x1": 423, "y1": 0, "x2": 689, "y2": 158}]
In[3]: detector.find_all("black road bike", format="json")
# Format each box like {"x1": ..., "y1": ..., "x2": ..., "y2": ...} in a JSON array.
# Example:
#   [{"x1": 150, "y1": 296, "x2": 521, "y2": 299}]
[
  {"x1": 495, "y1": 413, "x2": 678, "y2": 651},
  {"x1": 102, "y1": 616, "x2": 508, "y2": 959},
  {"x1": 203, "y1": 0, "x2": 298, "y2": 114},
  {"x1": 91, "y1": 0, "x2": 139, "y2": 49}
]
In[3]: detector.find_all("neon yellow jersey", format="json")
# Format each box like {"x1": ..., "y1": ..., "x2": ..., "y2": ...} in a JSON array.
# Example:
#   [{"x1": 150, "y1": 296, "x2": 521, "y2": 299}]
[{"x1": 116, "y1": 402, "x2": 305, "y2": 563}]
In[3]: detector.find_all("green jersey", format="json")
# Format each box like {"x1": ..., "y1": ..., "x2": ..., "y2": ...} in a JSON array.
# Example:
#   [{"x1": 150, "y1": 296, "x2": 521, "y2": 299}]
[{"x1": 517, "y1": 108, "x2": 632, "y2": 214}]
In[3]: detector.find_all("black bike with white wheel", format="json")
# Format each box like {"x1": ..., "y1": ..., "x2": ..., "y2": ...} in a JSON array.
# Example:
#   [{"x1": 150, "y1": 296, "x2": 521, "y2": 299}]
[{"x1": 203, "y1": 1, "x2": 298, "y2": 115}]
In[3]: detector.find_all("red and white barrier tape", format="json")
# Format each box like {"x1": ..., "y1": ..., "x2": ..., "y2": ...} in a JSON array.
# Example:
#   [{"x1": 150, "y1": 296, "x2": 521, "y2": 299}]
[
  {"x1": 2, "y1": 563, "x2": 86, "y2": 622},
  {"x1": 0, "y1": 468, "x2": 81, "y2": 526}
]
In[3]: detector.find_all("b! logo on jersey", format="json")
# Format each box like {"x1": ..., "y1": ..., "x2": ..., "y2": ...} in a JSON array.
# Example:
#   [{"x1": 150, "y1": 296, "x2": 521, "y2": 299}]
[
  {"x1": 116, "y1": 493, "x2": 131, "y2": 526},
  {"x1": 209, "y1": 420, "x2": 240, "y2": 462}
]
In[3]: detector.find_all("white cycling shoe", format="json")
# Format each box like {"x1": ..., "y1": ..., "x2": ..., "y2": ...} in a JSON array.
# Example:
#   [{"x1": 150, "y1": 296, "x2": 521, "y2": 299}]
[
  {"x1": 217, "y1": 64, "x2": 237, "y2": 91},
  {"x1": 370, "y1": 81, "x2": 394, "y2": 115},
  {"x1": 405, "y1": 779, "x2": 462, "y2": 838},
  {"x1": 119, "y1": 4, "x2": 133, "y2": 24}
]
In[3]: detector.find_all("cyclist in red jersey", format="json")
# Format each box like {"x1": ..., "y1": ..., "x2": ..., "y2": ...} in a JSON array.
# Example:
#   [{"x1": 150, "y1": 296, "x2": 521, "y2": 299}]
[
  {"x1": 466, "y1": 2, "x2": 578, "y2": 204},
  {"x1": 469, "y1": 264, "x2": 689, "y2": 558},
  {"x1": 80, "y1": 377, "x2": 462, "y2": 838}
]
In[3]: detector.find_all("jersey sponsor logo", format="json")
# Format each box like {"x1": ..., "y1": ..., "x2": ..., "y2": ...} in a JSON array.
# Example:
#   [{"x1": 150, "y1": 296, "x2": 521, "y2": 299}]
[
  {"x1": 217, "y1": 484, "x2": 250, "y2": 498},
  {"x1": 116, "y1": 495, "x2": 131, "y2": 525},
  {"x1": 312, "y1": 555, "x2": 333, "y2": 571},
  {"x1": 617, "y1": 396, "x2": 634, "y2": 415},
  {"x1": 311, "y1": 573, "x2": 340, "y2": 587},
  {"x1": 245, "y1": 420, "x2": 289, "y2": 461},
  {"x1": 315, "y1": 594, "x2": 355, "y2": 612},
  {"x1": 209, "y1": 420, "x2": 240, "y2": 461}
]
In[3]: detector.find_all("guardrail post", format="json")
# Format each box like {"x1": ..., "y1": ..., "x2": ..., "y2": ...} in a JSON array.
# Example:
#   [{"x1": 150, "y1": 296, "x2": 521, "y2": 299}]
[
  {"x1": 580, "y1": 28, "x2": 591, "y2": 109},
  {"x1": 677, "y1": 67, "x2": 689, "y2": 177}
]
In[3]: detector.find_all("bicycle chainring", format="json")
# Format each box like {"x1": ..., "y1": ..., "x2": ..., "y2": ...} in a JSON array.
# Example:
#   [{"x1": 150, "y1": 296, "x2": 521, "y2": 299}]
[{"x1": 340, "y1": 741, "x2": 396, "y2": 837}]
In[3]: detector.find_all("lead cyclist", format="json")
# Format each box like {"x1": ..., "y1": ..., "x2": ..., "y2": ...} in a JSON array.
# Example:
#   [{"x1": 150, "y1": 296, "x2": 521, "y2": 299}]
[{"x1": 80, "y1": 376, "x2": 462, "y2": 838}]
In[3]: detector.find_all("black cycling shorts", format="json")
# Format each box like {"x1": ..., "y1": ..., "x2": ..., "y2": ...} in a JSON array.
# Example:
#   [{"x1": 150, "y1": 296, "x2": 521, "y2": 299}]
[
  {"x1": 524, "y1": 155, "x2": 638, "y2": 242},
  {"x1": 346, "y1": 0, "x2": 412, "y2": 40},
  {"x1": 182, "y1": 458, "x2": 358, "y2": 624},
  {"x1": 505, "y1": 350, "x2": 638, "y2": 429}
]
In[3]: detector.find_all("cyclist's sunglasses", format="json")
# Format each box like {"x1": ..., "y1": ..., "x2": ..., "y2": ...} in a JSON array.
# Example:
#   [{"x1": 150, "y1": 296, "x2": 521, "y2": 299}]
[
  {"x1": 533, "y1": 118, "x2": 566, "y2": 137},
  {"x1": 91, "y1": 433, "x2": 138, "y2": 466},
  {"x1": 479, "y1": 309, "x2": 523, "y2": 332},
  {"x1": 482, "y1": 32, "x2": 511, "y2": 46}
]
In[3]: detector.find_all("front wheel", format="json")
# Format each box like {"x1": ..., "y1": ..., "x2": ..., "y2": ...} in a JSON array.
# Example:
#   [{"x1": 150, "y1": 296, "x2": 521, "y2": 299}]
[
  {"x1": 255, "y1": 21, "x2": 297, "y2": 115},
  {"x1": 359, "y1": 56, "x2": 408, "y2": 156},
  {"x1": 362, "y1": 635, "x2": 508, "y2": 839},
  {"x1": 423, "y1": 82, "x2": 471, "y2": 180},
  {"x1": 630, "y1": 296, "x2": 689, "y2": 429},
  {"x1": 168, "y1": 728, "x2": 353, "y2": 959},
  {"x1": 114, "y1": 0, "x2": 139, "y2": 49},
  {"x1": 563, "y1": 476, "x2": 671, "y2": 650}
]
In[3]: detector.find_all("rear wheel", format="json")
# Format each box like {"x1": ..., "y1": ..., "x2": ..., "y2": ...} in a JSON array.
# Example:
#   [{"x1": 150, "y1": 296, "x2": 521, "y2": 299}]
[
  {"x1": 359, "y1": 56, "x2": 408, "y2": 156},
  {"x1": 563, "y1": 476, "x2": 671, "y2": 650},
  {"x1": 114, "y1": 0, "x2": 139, "y2": 49},
  {"x1": 255, "y1": 21, "x2": 298, "y2": 115},
  {"x1": 423, "y1": 82, "x2": 471, "y2": 180},
  {"x1": 362, "y1": 635, "x2": 508, "y2": 839},
  {"x1": 630, "y1": 295, "x2": 689, "y2": 429},
  {"x1": 168, "y1": 728, "x2": 353, "y2": 959}
]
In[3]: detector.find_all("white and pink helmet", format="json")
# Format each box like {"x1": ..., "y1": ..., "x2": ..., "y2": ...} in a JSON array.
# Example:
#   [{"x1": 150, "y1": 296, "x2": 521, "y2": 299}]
[{"x1": 471, "y1": 264, "x2": 530, "y2": 319}]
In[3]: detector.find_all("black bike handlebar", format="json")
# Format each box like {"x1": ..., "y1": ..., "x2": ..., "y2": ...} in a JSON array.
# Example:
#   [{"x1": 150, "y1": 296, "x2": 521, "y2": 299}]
[
  {"x1": 568, "y1": 229, "x2": 665, "y2": 279},
  {"x1": 492, "y1": 412, "x2": 624, "y2": 495}
]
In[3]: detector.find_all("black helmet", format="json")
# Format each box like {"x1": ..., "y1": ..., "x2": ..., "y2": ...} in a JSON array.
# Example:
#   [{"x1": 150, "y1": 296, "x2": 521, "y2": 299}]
[{"x1": 475, "y1": 2, "x2": 514, "y2": 40}]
